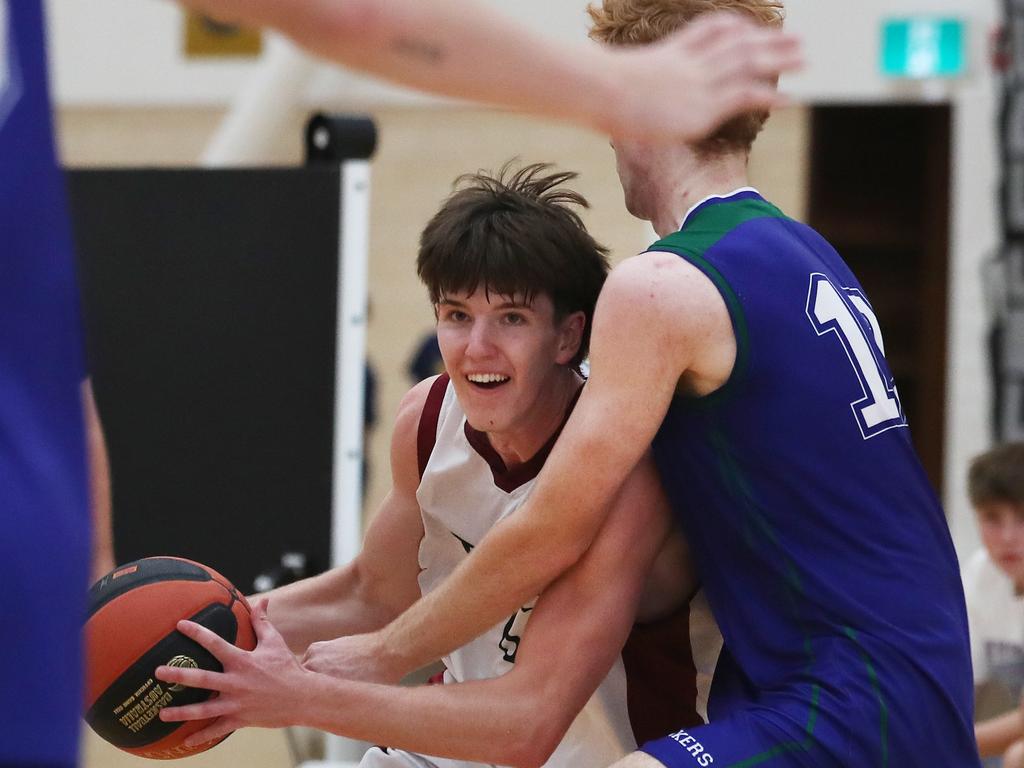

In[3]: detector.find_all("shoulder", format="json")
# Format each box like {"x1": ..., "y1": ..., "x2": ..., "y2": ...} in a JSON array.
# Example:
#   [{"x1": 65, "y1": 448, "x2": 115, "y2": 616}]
[
  {"x1": 601, "y1": 251, "x2": 728, "y2": 322},
  {"x1": 592, "y1": 252, "x2": 733, "y2": 377},
  {"x1": 391, "y1": 374, "x2": 450, "y2": 486},
  {"x1": 395, "y1": 375, "x2": 443, "y2": 425},
  {"x1": 393, "y1": 374, "x2": 452, "y2": 444}
]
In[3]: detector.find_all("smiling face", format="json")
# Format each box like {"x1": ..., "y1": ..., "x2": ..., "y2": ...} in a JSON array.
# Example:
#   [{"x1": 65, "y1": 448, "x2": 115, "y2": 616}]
[
  {"x1": 976, "y1": 501, "x2": 1024, "y2": 588},
  {"x1": 436, "y1": 288, "x2": 583, "y2": 440}
]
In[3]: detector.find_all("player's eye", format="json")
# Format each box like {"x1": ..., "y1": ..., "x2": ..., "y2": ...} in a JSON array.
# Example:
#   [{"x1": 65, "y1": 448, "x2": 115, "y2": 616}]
[{"x1": 503, "y1": 312, "x2": 526, "y2": 326}]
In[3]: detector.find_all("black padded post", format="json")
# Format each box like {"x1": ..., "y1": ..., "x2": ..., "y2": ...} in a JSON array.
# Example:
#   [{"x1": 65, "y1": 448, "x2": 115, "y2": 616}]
[{"x1": 305, "y1": 113, "x2": 377, "y2": 165}]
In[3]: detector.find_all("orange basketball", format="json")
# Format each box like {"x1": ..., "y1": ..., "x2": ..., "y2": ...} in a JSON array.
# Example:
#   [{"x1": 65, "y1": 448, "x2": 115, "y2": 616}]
[{"x1": 84, "y1": 557, "x2": 256, "y2": 760}]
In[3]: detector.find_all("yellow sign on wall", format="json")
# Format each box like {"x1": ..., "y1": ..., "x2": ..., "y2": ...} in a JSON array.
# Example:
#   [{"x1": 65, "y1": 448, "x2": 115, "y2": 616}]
[{"x1": 184, "y1": 13, "x2": 262, "y2": 58}]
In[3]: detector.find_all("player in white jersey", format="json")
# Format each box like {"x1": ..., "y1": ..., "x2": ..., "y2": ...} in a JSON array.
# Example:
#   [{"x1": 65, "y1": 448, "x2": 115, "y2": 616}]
[{"x1": 158, "y1": 163, "x2": 720, "y2": 765}]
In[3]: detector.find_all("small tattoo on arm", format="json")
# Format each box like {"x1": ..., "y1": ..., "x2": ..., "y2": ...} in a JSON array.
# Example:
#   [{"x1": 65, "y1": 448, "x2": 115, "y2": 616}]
[{"x1": 391, "y1": 37, "x2": 446, "y2": 64}]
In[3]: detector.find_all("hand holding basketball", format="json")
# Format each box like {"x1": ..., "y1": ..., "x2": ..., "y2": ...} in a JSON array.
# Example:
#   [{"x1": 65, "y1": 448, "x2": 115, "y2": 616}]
[{"x1": 156, "y1": 597, "x2": 313, "y2": 748}]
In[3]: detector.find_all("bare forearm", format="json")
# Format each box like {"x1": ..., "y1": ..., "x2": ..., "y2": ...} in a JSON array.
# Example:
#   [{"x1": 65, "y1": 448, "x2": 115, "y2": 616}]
[
  {"x1": 299, "y1": 673, "x2": 547, "y2": 766},
  {"x1": 306, "y1": 0, "x2": 614, "y2": 132},
  {"x1": 265, "y1": 565, "x2": 404, "y2": 654},
  {"x1": 977, "y1": 709, "x2": 1024, "y2": 757},
  {"x1": 181, "y1": 0, "x2": 614, "y2": 132}
]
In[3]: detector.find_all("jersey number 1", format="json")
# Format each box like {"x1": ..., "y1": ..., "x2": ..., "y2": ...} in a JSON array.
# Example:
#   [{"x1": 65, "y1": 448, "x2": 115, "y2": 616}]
[{"x1": 806, "y1": 273, "x2": 906, "y2": 439}]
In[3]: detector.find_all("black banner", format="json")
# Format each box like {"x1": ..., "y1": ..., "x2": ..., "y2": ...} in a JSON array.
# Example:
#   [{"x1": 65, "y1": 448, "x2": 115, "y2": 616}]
[{"x1": 69, "y1": 168, "x2": 341, "y2": 590}]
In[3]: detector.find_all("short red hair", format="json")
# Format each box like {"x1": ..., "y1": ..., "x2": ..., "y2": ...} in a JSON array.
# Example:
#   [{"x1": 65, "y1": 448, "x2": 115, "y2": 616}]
[{"x1": 587, "y1": 0, "x2": 785, "y2": 154}]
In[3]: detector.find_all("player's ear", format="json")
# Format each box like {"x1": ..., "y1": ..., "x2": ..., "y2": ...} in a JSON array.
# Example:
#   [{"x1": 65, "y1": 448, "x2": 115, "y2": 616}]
[{"x1": 555, "y1": 311, "x2": 586, "y2": 366}]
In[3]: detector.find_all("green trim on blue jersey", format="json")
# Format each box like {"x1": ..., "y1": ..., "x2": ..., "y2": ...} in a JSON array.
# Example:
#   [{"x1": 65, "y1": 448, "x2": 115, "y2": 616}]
[
  {"x1": 844, "y1": 626, "x2": 891, "y2": 768},
  {"x1": 709, "y1": 427, "x2": 821, "y2": 766},
  {"x1": 708, "y1": 409, "x2": 892, "y2": 767},
  {"x1": 648, "y1": 196, "x2": 786, "y2": 408}
]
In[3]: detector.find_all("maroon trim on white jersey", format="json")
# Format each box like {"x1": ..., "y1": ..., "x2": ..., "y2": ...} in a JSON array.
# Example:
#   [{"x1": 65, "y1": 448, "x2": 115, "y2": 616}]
[
  {"x1": 622, "y1": 602, "x2": 703, "y2": 744},
  {"x1": 417, "y1": 374, "x2": 450, "y2": 479},
  {"x1": 462, "y1": 383, "x2": 583, "y2": 493}
]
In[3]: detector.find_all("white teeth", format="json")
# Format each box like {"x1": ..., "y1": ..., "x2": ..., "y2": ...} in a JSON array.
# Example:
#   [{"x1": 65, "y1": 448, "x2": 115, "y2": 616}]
[{"x1": 467, "y1": 373, "x2": 510, "y2": 384}]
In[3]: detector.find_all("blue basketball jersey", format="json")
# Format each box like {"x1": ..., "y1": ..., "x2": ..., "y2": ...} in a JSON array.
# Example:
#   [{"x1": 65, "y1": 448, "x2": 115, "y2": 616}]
[
  {"x1": 648, "y1": 191, "x2": 978, "y2": 766},
  {"x1": 1, "y1": 1, "x2": 90, "y2": 764}
]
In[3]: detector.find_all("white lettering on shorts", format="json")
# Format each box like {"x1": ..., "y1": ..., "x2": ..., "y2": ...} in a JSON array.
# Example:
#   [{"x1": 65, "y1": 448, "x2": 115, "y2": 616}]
[{"x1": 668, "y1": 729, "x2": 715, "y2": 765}]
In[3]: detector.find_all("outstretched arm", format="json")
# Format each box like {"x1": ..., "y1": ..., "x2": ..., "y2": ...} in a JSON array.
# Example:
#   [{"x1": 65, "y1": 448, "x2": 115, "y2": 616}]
[
  {"x1": 157, "y1": 451, "x2": 683, "y2": 763},
  {"x1": 179, "y1": 0, "x2": 800, "y2": 141}
]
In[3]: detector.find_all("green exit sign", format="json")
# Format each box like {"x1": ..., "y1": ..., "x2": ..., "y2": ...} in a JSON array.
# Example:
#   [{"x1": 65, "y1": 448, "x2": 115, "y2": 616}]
[{"x1": 881, "y1": 18, "x2": 966, "y2": 78}]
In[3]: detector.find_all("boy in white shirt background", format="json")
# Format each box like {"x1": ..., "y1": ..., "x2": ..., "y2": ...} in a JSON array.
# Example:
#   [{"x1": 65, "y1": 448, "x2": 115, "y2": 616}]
[{"x1": 965, "y1": 442, "x2": 1024, "y2": 766}]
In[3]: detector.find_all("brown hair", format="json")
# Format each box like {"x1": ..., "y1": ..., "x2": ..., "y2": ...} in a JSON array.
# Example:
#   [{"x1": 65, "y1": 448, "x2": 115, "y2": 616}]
[
  {"x1": 968, "y1": 443, "x2": 1024, "y2": 508},
  {"x1": 587, "y1": 0, "x2": 785, "y2": 155},
  {"x1": 417, "y1": 162, "x2": 610, "y2": 368}
]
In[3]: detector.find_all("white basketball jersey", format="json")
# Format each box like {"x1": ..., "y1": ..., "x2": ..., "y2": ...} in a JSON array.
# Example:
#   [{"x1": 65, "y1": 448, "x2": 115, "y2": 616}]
[
  {"x1": 415, "y1": 377, "x2": 634, "y2": 768},
  {"x1": 360, "y1": 375, "x2": 720, "y2": 768}
]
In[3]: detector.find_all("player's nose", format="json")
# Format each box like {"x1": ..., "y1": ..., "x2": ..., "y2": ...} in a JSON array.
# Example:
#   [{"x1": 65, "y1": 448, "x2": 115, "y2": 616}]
[{"x1": 464, "y1": 320, "x2": 497, "y2": 357}]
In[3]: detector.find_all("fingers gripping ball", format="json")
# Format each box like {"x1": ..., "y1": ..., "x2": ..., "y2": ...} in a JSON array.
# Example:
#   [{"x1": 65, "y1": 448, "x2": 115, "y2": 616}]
[{"x1": 84, "y1": 557, "x2": 256, "y2": 760}]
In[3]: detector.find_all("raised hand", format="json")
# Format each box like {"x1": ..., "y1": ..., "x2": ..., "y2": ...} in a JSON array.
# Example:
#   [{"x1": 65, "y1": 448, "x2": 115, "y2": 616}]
[{"x1": 604, "y1": 12, "x2": 802, "y2": 141}]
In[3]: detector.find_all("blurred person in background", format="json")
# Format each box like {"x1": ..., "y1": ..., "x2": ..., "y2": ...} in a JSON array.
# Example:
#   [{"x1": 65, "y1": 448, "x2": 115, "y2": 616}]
[{"x1": 965, "y1": 443, "x2": 1024, "y2": 767}]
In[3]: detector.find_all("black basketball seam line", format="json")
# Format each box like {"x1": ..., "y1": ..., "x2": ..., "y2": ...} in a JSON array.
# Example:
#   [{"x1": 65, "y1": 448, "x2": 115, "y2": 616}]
[{"x1": 87, "y1": 557, "x2": 215, "y2": 619}]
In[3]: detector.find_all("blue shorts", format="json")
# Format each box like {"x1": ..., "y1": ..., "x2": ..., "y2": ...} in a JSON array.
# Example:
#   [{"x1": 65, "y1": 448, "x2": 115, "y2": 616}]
[
  {"x1": 641, "y1": 708, "x2": 837, "y2": 768},
  {"x1": 642, "y1": 680, "x2": 980, "y2": 768}
]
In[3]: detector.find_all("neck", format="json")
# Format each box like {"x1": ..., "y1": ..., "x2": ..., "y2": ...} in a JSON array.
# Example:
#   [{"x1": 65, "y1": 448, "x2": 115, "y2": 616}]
[
  {"x1": 486, "y1": 369, "x2": 581, "y2": 467},
  {"x1": 648, "y1": 151, "x2": 751, "y2": 238}
]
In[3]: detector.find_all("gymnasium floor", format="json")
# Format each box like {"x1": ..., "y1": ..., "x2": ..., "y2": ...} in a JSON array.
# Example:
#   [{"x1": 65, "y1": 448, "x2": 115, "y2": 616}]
[{"x1": 82, "y1": 727, "x2": 294, "y2": 768}]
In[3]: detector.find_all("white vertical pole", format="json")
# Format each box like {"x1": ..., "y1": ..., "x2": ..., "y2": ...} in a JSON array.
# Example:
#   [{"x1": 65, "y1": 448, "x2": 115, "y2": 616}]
[
  {"x1": 332, "y1": 159, "x2": 370, "y2": 568},
  {"x1": 200, "y1": 35, "x2": 318, "y2": 167},
  {"x1": 322, "y1": 158, "x2": 372, "y2": 766}
]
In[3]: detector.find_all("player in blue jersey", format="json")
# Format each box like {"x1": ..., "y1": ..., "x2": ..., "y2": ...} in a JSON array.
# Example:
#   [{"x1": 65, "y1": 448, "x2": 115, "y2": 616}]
[
  {"x1": 1, "y1": 2, "x2": 92, "y2": 766},
  {"x1": 280, "y1": 1, "x2": 981, "y2": 766}
]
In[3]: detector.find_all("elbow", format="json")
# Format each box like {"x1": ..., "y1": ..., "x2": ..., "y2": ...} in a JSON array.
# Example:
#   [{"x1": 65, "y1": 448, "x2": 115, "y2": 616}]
[
  {"x1": 511, "y1": 733, "x2": 562, "y2": 768},
  {"x1": 545, "y1": 529, "x2": 590, "y2": 581},
  {"x1": 532, "y1": 516, "x2": 592, "y2": 578},
  {"x1": 349, "y1": 562, "x2": 399, "y2": 629},
  {"x1": 498, "y1": 698, "x2": 572, "y2": 768}
]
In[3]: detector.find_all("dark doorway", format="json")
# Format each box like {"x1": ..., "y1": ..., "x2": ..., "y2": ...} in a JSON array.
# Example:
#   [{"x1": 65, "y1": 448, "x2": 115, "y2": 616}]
[{"x1": 808, "y1": 104, "x2": 951, "y2": 493}]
